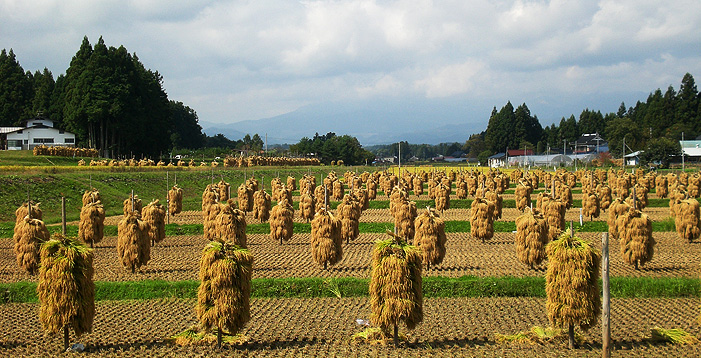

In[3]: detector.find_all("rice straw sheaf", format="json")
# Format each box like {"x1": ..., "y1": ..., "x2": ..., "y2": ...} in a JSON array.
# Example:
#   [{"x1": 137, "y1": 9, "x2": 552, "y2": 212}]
[
  {"x1": 367, "y1": 179, "x2": 378, "y2": 200},
  {"x1": 202, "y1": 185, "x2": 219, "y2": 220},
  {"x1": 581, "y1": 190, "x2": 600, "y2": 219},
  {"x1": 78, "y1": 201, "x2": 105, "y2": 247},
  {"x1": 337, "y1": 194, "x2": 361, "y2": 244},
  {"x1": 142, "y1": 199, "x2": 166, "y2": 244},
  {"x1": 168, "y1": 185, "x2": 183, "y2": 216},
  {"x1": 413, "y1": 208, "x2": 447, "y2": 267},
  {"x1": 197, "y1": 241, "x2": 253, "y2": 336},
  {"x1": 37, "y1": 234, "x2": 95, "y2": 337},
  {"x1": 217, "y1": 180, "x2": 231, "y2": 202},
  {"x1": 286, "y1": 176, "x2": 296, "y2": 191},
  {"x1": 117, "y1": 212, "x2": 151, "y2": 272},
  {"x1": 253, "y1": 189, "x2": 271, "y2": 223},
  {"x1": 14, "y1": 216, "x2": 50, "y2": 274},
  {"x1": 485, "y1": 190, "x2": 502, "y2": 220},
  {"x1": 413, "y1": 176, "x2": 425, "y2": 196},
  {"x1": 607, "y1": 198, "x2": 630, "y2": 241},
  {"x1": 316, "y1": 183, "x2": 331, "y2": 209},
  {"x1": 333, "y1": 180, "x2": 344, "y2": 201},
  {"x1": 435, "y1": 183, "x2": 451, "y2": 212},
  {"x1": 618, "y1": 207, "x2": 655, "y2": 268},
  {"x1": 81, "y1": 188, "x2": 101, "y2": 206},
  {"x1": 655, "y1": 176, "x2": 669, "y2": 198},
  {"x1": 545, "y1": 229, "x2": 601, "y2": 332},
  {"x1": 299, "y1": 191, "x2": 315, "y2": 222},
  {"x1": 597, "y1": 185, "x2": 612, "y2": 211},
  {"x1": 393, "y1": 197, "x2": 418, "y2": 242},
  {"x1": 674, "y1": 199, "x2": 701, "y2": 243},
  {"x1": 470, "y1": 197, "x2": 495, "y2": 243},
  {"x1": 215, "y1": 201, "x2": 248, "y2": 247},
  {"x1": 15, "y1": 201, "x2": 42, "y2": 227},
  {"x1": 122, "y1": 195, "x2": 143, "y2": 217},
  {"x1": 310, "y1": 208, "x2": 343, "y2": 267},
  {"x1": 237, "y1": 182, "x2": 254, "y2": 212},
  {"x1": 515, "y1": 209, "x2": 548, "y2": 268},
  {"x1": 515, "y1": 182, "x2": 531, "y2": 212},
  {"x1": 270, "y1": 199, "x2": 294, "y2": 244},
  {"x1": 544, "y1": 198, "x2": 566, "y2": 241},
  {"x1": 369, "y1": 234, "x2": 423, "y2": 338}
]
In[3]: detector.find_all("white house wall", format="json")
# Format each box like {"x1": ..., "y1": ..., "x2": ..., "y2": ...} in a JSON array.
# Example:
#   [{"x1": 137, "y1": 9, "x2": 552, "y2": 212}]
[{"x1": 6, "y1": 127, "x2": 76, "y2": 150}]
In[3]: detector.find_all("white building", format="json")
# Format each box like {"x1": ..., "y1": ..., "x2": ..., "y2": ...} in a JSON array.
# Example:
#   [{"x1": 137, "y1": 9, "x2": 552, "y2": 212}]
[{"x1": 2, "y1": 116, "x2": 76, "y2": 150}]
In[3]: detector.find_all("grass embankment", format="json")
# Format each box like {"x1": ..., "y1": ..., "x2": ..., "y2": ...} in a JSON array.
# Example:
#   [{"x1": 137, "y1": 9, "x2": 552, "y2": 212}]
[
  {"x1": 1, "y1": 276, "x2": 698, "y2": 303},
  {"x1": 0, "y1": 167, "x2": 353, "y2": 224}
]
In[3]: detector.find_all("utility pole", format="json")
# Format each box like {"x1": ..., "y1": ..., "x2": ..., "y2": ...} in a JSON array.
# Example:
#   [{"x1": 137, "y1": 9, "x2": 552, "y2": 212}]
[
  {"x1": 622, "y1": 136, "x2": 625, "y2": 169},
  {"x1": 682, "y1": 132, "x2": 685, "y2": 172}
]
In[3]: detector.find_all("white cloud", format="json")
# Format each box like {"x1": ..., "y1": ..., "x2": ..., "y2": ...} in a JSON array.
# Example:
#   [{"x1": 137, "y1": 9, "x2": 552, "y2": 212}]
[
  {"x1": 415, "y1": 60, "x2": 487, "y2": 98},
  {"x1": 0, "y1": 0, "x2": 700, "y2": 126}
]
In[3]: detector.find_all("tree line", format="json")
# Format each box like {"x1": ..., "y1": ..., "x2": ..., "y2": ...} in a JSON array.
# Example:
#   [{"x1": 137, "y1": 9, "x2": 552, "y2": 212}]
[
  {"x1": 0, "y1": 38, "x2": 206, "y2": 157},
  {"x1": 367, "y1": 74, "x2": 698, "y2": 168},
  {"x1": 478, "y1": 73, "x2": 699, "y2": 161}
]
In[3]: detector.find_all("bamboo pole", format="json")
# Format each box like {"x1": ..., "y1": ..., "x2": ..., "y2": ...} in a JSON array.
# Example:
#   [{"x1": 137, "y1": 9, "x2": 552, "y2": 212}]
[
  {"x1": 166, "y1": 172, "x2": 170, "y2": 225},
  {"x1": 61, "y1": 196, "x2": 66, "y2": 235},
  {"x1": 602, "y1": 232, "x2": 611, "y2": 358}
]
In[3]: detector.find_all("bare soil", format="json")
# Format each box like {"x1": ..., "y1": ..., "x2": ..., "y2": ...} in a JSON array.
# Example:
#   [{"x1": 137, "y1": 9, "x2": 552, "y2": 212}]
[
  {"x1": 2, "y1": 230, "x2": 699, "y2": 283},
  {"x1": 1, "y1": 297, "x2": 698, "y2": 357}
]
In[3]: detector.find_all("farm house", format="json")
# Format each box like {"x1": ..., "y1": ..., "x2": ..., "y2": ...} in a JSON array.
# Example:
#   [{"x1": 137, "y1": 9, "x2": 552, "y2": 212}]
[{"x1": 1, "y1": 115, "x2": 76, "y2": 150}]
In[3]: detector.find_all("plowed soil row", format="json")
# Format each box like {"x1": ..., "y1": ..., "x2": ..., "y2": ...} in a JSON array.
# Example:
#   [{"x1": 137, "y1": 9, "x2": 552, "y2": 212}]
[
  {"x1": 3, "y1": 231, "x2": 698, "y2": 283},
  {"x1": 1, "y1": 297, "x2": 698, "y2": 357},
  {"x1": 97, "y1": 205, "x2": 673, "y2": 226}
]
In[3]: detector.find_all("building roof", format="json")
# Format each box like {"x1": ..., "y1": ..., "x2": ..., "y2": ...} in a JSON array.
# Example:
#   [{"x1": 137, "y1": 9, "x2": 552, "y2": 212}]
[
  {"x1": 507, "y1": 149, "x2": 534, "y2": 156},
  {"x1": 624, "y1": 151, "x2": 642, "y2": 158},
  {"x1": 576, "y1": 133, "x2": 607, "y2": 146},
  {"x1": 488, "y1": 153, "x2": 505, "y2": 159},
  {"x1": 0, "y1": 127, "x2": 23, "y2": 134}
]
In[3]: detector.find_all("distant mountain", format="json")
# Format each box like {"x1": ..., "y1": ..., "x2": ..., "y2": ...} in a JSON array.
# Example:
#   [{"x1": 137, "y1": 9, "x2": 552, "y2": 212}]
[{"x1": 201, "y1": 97, "x2": 485, "y2": 146}]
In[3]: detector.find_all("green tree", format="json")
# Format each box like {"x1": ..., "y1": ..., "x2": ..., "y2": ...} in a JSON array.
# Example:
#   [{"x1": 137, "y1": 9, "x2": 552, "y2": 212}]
[
  {"x1": 640, "y1": 137, "x2": 681, "y2": 168},
  {"x1": 30, "y1": 68, "x2": 55, "y2": 116},
  {"x1": 605, "y1": 117, "x2": 643, "y2": 157},
  {"x1": 0, "y1": 49, "x2": 33, "y2": 126},
  {"x1": 169, "y1": 101, "x2": 204, "y2": 149}
]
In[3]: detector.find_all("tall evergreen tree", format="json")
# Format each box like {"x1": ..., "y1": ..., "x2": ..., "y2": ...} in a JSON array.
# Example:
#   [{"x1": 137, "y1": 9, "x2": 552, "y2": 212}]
[
  {"x1": 0, "y1": 49, "x2": 33, "y2": 126},
  {"x1": 30, "y1": 68, "x2": 55, "y2": 116}
]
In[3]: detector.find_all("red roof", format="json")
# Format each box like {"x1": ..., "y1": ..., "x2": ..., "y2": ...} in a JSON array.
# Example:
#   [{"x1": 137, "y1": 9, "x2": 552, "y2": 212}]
[{"x1": 507, "y1": 149, "x2": 534, "y2": 156}]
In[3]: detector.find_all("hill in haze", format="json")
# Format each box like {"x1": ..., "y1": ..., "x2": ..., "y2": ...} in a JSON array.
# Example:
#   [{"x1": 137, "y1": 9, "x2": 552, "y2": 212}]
[{"x1": 201, "y1": 97, "x2": 484, "y2": 146}]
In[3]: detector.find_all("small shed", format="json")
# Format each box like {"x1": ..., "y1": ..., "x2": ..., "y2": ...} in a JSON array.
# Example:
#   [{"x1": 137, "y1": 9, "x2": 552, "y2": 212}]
[{"x1": 488, "y1": 153, "x2": 506, "y2": 168}]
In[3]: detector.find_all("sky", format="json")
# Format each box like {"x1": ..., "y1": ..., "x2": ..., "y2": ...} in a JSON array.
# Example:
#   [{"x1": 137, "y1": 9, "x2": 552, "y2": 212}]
[{"x1": 2, "y1": 0, "x2": 701, "y2": 132}]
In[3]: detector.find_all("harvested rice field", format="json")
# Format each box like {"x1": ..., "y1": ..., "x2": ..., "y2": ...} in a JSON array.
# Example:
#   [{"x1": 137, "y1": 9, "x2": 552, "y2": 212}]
[{"x1": 2, "y1": 166, "x2": 701, "y2": 357}]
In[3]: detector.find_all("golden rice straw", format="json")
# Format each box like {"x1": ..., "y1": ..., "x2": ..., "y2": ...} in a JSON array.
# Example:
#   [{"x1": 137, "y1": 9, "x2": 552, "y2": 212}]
[
  {"x1": 515, "y1": 208, "x2": 548, "y2": 268},
  {"x1": 197, "y1": 241, "x2": 252, "y2": 341},
  {"x1": 117, "y1": 211, "x2": 150, "y2": 273},
  {"x1": 546, "y1": 228, "x2": 600, "y2": 349},
  {"x1": 78, "y1": 200, "x2": 105, "y2": 248},
  {"x1": 253, "y1": 188, "x2": 271, "y2": 223},
  {"x1": 414, "y1": 207, "x2": 447, "y2": 268},
  {"x1": 270, "y1": 199, "x2": 294, "y2": 244},
  {"x1": 142, "y1": 199, "x2": 166, "y2": 245},
  {"x1": 310, "y1": 207, "x2": 342, "y2": 269},
  {"x1": 369, "y1": 232, "x2": 423, "y2": 345},
  {"x1": 37, "y1": 234, "x2": 95, "y2": 338}
]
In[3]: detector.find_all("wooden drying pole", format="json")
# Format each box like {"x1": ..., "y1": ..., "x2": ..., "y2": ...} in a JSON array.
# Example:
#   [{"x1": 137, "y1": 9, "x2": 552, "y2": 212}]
[
  {"x1": 166, "y1": 172, "x2": 170, "y2": 225},
  {"x1": 602, "y1": 232, "x2": 611, "y2": 358}
]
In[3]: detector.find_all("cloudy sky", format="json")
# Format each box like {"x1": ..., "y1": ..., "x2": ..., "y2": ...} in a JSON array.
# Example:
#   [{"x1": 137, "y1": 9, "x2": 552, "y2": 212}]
[{"x1": 2, "y1": 0, "x2": 700, "y2": 131}]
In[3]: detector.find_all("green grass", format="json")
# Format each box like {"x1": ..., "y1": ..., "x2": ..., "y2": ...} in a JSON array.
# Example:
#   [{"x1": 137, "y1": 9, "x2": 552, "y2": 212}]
[
  {"x1": 0, "y1": 218, "x2": 683, "y2": 239},
  {"x1": 2, "y1": 276, "x2": 697, "y2": 303},
  {"x1": 0, "y1": 166, "x2": 353, "y2": 224}
]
